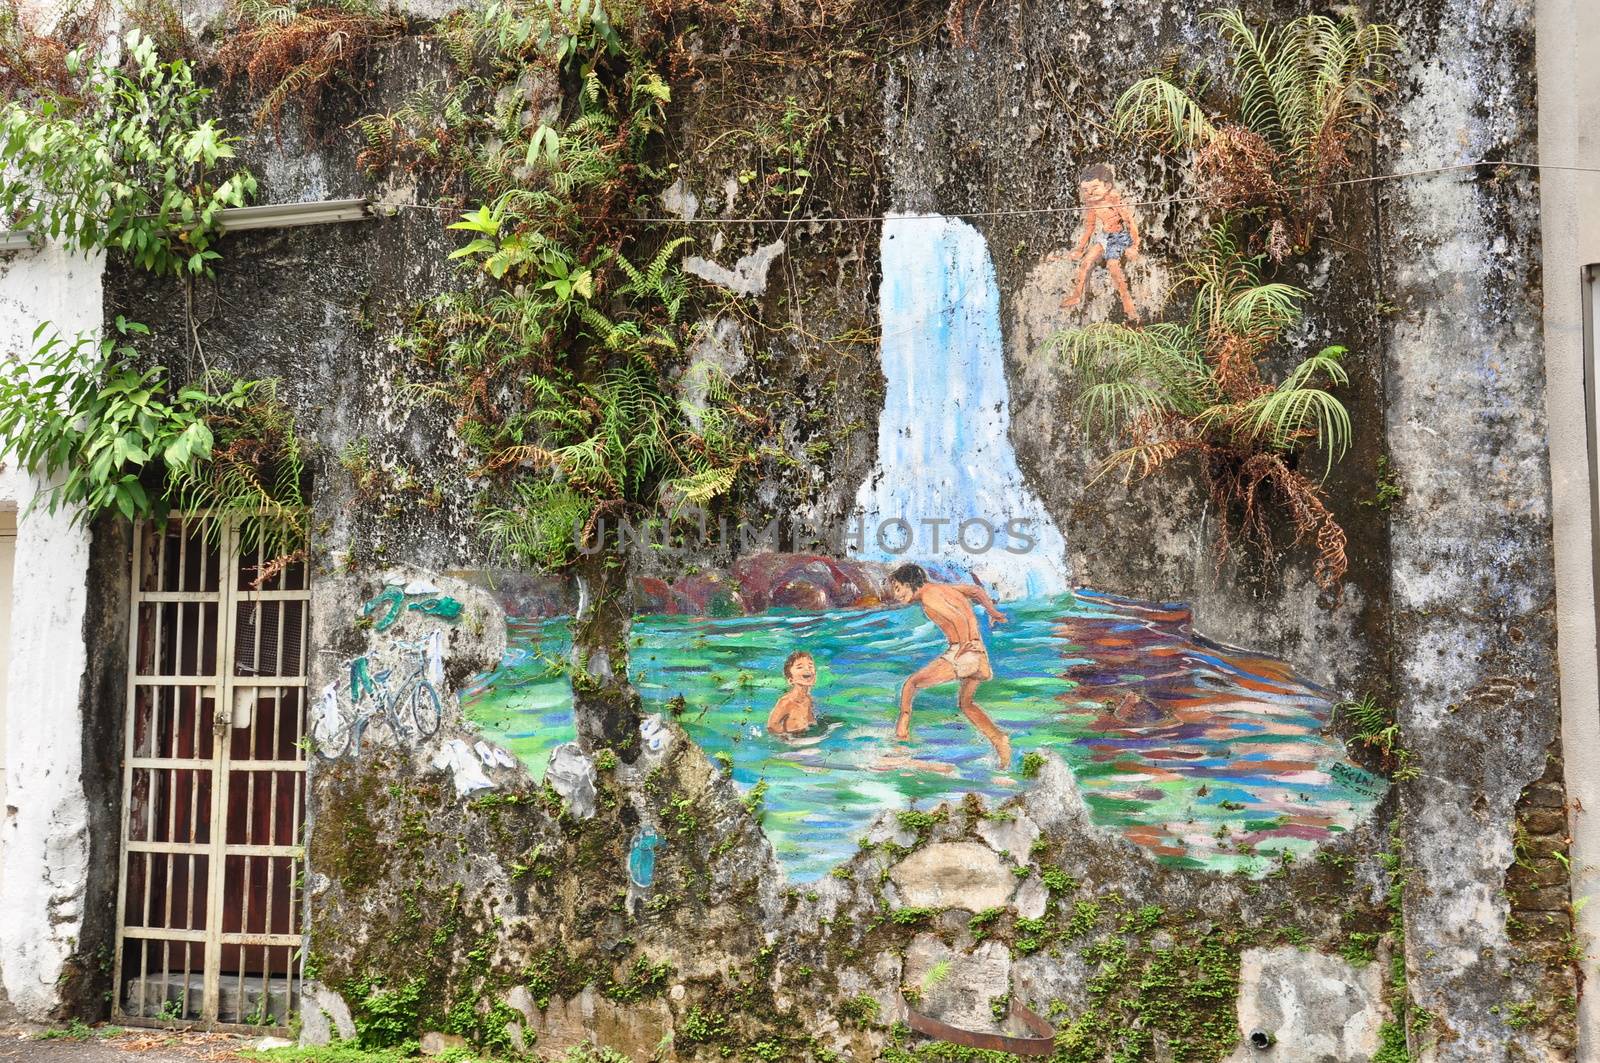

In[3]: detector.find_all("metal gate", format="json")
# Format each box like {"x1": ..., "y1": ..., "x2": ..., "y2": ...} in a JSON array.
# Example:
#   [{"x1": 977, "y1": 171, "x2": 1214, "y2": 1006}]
[{"x1": 112, "y1": 515, "x2": 310, "y2": 1031}]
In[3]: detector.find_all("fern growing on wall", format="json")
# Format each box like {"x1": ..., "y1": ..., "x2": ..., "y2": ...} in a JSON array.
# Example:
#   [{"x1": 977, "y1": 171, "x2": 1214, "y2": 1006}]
[
  {"x1": 1114, "y1": 10, "x2": 1399, "y2": 259},
  {"x1": 168, "y1": 374, "x2": 307, "y2": 560},
  {"x1": 1057, "y1": 229, "x2": 1351, "y2": 589},
  {"x1": 388, "y1": 0, "x2": 754, "y2": 571},
  {"x1": 216, "y1": 0, "x2": 404, "y2": 128}
]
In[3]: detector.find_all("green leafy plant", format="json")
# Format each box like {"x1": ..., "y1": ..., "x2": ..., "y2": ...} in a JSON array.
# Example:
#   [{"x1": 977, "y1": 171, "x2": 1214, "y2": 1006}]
[
  {"x1": 478, "y1": 353, "x2": 748, "y2": 566},
  {"x1": 554, "y1": 1046, "x2": 634, "y2": 1063},
  {"x1": 1115, "y1": 9, "x2": 1400, "y2": 259},
  {"x1": 35, "y1": 1019, "x2": 99, "y2": 1041},
  {"x1": 838, "y1": 993, "x2": 880, "y2": 1026},
  {"x1": 1336, "y1": 694, "x2": 1418, "y2": 781},
  {"x1": 0, "y1": 29, "x2": 256, "y2": 274},
  {"x1": 0, "y1": 25, "x2": 304, "y2": 563},
  {"x1": 169, "y1": 374, "x2": 307, "y2": 562},
  {"x1": 1055, "y1": 227, "x2": 1351, "y2": 588},
  {"x1": 391, "y1": 1, "x2": 751, "y2": 570},
  {"x1": 364, "y1": 0, "x2": 762, "y2": 754},
  {"x1": 243, "y1": 1046, "x2": 441, "y2": 1063},
  {"x1": 727, "y1": 95, "x2": 827, "y2": 214},
  {"x1": 1364, "y1": 453, "x2": 1404, "y2": 510},
  {"x1": 0, "y1": 321, "x2": 306, "y2": 558}
]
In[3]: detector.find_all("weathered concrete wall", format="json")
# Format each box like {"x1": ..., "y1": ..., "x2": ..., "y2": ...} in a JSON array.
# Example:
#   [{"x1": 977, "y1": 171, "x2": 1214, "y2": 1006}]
[
  {"x1": 47, "y1": 0, "x2": 1586, "y2": 1059},
  {"x1": 1377, "y1": 1, "x2": 1575, "y2": 1058},
  {"x1": 0, "y1": 243, "x2": 101, "y2": 1021},
  {"x1": 1536, "y1": 0, "x2": 1600, "y2": 1053}
]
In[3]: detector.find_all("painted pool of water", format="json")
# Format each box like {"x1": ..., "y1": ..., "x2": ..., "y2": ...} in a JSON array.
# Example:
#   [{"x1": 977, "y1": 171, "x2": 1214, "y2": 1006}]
[{"x1": 461, "y1": 590, "x2": 1385, "y2": 883}]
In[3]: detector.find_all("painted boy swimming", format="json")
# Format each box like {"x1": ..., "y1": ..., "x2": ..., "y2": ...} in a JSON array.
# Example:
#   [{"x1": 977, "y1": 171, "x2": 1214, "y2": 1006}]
[
  {"x1": 1054, "y1": 162, "x2": 1142, "y2": 323},
  {"x1": 886, "y1": 564, "x2": 1011, "y2": 768},
  {"x1": 767, "y1": 651, "x2": 818, "y2": 736}
]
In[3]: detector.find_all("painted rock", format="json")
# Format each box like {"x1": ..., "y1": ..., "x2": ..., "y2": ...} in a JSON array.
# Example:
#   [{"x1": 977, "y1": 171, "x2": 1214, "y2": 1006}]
[
  {"x1": 547, "y1": 742, "x2": 598, "y2": 819},
  {"x1": 1112, "y1": 692, "x2": 1168, "y2": 725}
]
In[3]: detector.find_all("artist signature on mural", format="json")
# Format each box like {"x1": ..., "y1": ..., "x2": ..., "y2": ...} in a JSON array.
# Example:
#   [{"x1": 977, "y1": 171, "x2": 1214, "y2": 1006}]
[{"x1": 1328, "y1": 761, "x2": 1387, "y2": 798}]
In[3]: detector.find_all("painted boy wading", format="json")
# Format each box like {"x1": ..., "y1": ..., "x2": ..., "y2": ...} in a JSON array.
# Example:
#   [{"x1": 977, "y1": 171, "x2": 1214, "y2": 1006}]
[{"x1": 888, "y1": 563, "x2": 1011, "y2": 768}]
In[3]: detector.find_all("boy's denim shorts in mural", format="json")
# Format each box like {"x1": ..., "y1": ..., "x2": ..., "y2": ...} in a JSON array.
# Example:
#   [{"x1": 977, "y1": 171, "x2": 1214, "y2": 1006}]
[{"x1": 1097, "y1": 229, "x2": 1132, "y2": 260}]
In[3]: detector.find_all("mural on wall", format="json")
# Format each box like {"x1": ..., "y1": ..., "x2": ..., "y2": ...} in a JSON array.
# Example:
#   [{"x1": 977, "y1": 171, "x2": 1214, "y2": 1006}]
[
  {"x1": 1049, "y1": 163, "x2": 1145, "y2": 323},
  {"x1": 313, "y1": 578, "x2": 518, "y2": 800},
  {"x1": 313, "y1": 632, "x2": 444, "y2": 758},
  {"x1": 457, "y1": 209, "x2": 1385, "y2": 884}
]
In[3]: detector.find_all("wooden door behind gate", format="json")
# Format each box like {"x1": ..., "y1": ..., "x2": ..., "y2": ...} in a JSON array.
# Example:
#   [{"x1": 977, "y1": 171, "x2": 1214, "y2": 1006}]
[{"x1": 112, "y1": 515, "x2": 309, "y2": 1032}]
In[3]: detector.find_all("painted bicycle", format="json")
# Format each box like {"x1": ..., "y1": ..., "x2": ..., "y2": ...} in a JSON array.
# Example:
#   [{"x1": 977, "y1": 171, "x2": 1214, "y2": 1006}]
[{"x1": 313, "y1": 636, "x2": 442, "y2": 758}]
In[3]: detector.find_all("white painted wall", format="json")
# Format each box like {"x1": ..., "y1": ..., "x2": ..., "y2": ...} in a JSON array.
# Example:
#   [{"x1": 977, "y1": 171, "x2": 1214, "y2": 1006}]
[
  {"x1": 0, "y1": 511, "x2": 13, "y2": 873},
  {"x1": 0, "y1": 243, "x2": 101, "y2": 1020},
  {"x1": 1535, "y1": 4, "x2": 1600, "y2": 1058}
]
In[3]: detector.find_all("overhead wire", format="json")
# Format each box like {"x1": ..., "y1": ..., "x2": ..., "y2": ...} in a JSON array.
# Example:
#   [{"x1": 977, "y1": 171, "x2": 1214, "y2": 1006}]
[{"x1": 386, "y1": 158, "x2": 1598, "y2": 226}]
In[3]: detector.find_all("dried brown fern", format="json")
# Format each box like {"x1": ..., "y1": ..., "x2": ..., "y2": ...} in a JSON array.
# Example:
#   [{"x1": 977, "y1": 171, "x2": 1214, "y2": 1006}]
[
  {"x1": 1220, "y1": 451, "x2": 1348, "y2": 589},
  {"x1": 944, "y1": 0, "x2": 990, "y2": 45},
  {"x1": 0, "y1": 0, "x2": 107, "y2": 102},
  {"x1": 216, "y1": 2, "x2": 403, "y2": 129}
]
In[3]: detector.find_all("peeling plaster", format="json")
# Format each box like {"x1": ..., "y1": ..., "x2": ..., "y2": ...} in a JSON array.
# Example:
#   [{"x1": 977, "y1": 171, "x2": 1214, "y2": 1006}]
[
  {"x1": 683, "y1": 240, "x2": 786, "y2": 297},
  {"x1": 0, "y1": 243, "x2": 101, "y2": 1021}
]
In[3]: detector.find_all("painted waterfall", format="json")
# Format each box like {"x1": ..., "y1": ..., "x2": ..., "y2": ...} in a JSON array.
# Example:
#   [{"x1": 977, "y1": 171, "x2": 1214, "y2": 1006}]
[
  {"x1": 461, "y1": 211, "x2": 1386, "y2": 884},
  {"x1": 852, "y1": 213, "x2": 1069, "y2": 599}
]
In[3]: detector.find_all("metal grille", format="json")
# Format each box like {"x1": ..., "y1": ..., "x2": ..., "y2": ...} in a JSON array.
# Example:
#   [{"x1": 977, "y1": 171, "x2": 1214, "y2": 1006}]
[{"x1": 113, "y1": 515, "x2": 310, "y2": 1032}]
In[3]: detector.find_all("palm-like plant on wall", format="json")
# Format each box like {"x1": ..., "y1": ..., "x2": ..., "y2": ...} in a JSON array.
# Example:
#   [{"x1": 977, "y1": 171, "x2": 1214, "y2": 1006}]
[
  {"x1": 1056, "y1": 229, "x2": 1351, "y2": 590},
  {"x1": 1114, "y1": 10, "x2": 1399, "y2": 259},
  {"x1": 1057, "y1": 8, "x2": 1400, "y2": 590}
]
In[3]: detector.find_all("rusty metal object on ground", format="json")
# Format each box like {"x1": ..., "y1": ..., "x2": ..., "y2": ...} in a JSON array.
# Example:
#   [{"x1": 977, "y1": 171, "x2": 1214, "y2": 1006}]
[{"x1": 902, "y1": 996, "x2": 1056, "y2": 1056}]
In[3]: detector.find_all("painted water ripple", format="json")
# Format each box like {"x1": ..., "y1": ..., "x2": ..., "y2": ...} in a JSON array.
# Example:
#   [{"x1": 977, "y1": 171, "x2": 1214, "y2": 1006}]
[{"x1": 462, "y1": 590, "x2": 1384, "y2": 882}]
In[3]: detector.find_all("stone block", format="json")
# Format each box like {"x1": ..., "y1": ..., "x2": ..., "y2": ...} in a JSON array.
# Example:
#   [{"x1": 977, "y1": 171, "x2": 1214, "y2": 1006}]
[
  {"x1": 1222, "y1": 947, "x2": 1384, "y2": 1063},
  {"x1": 1518, "y1": 809, "x2": 1568, "y2": 835},
  {"x1": 976, "y1": 811, "x2": 1040, "y2": 862},
  {"x1": 1508, "y1": 884, "x2": 1571, "y2": 912},
  {"x1": 1013, "y1": 874, "x2": 1048, "y2": 920},
  {"x1": 902, "y1": 934, "x2": 1012, "y2": 1035},
  {"x1": 524, "y1": 986, "x2": 675, "y2": 1059},
  {"x1": 298, "y1": 984, "x2": 358, "y2": 1046},
  {"x1": 420, "y1": 1032, "x2": 466, "y2": 1055},
  {"x1": 890, "y1": 842, "x2": 1016, "y2": 912},
  {"x1": 1520, "y1": 783, "x2": 1566, "y2": 808},
  {"x1": 504, "y1": 984, "x2": 536, "y2": 1024},
  {"x1": 1506, "y1": 858, "x2": 1569, "y2": 888}
]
